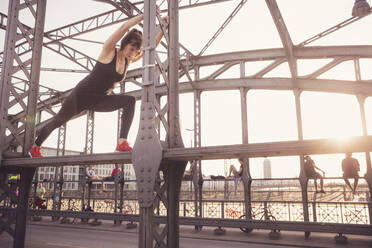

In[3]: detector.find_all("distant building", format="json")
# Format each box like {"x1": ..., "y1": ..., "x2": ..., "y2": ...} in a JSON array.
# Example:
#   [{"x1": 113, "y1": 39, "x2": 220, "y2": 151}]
[
  {"x1": 122, "y1": 164, "x2": 135, "y2": 181},
  {"x1": 36, "y1": 147, "x2": 81, "y2": 191},
  {"x1": 35, "y1": 147, "x2": 136, "y2": 191},
  {"x1": 263, "y1": 158, "x2": 272, "y2": 179}
]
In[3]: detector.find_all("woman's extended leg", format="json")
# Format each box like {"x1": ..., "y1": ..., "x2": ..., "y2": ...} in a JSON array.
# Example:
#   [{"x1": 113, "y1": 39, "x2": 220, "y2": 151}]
[{"x1": 30, "y1": 92, "x2": 81, "y2": 157}]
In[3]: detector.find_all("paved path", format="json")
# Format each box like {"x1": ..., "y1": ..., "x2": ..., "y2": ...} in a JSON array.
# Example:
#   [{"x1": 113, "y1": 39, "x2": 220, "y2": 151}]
[
  {"x1": 0, "y1": 225, "x2": 290, "y2": 248},
  {"x1": 1, "y1": 219, "x2": 372, "y2": 248}
]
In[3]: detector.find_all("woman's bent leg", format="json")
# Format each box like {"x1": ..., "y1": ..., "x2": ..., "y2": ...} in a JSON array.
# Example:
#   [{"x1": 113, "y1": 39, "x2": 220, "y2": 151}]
[{"x1": 92, "y1": 95, "x2": 136, "y2": 139}]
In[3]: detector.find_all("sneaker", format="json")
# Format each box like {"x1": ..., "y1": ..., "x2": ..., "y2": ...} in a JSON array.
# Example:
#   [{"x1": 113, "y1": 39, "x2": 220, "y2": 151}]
[
  {"x1": 29, "y1": 146, "x2": 42, "y2": 157},
  {"x1": 115, "y1": 140, "x2": 132, "y2": 152}
]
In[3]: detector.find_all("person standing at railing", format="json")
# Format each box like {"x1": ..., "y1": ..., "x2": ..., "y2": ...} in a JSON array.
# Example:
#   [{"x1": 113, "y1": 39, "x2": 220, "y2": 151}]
[
  {"x1": 35, "y1": 182, "x2": 47, "y2": 209},
  {"x1": 183, "y1": 160, "x2": 196, "y2": 180},
  {"x1": 304, "y1": 155, "x2": 325, "y2": 194},
  {"x1": 341, "y1": 153, "x2": 360, "y2": 194}
]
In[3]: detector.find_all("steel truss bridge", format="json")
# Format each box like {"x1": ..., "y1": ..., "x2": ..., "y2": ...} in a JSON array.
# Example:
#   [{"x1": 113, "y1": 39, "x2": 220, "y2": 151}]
[{"x1": 0, "y1": 0, "x2": 372, "y2": 247}]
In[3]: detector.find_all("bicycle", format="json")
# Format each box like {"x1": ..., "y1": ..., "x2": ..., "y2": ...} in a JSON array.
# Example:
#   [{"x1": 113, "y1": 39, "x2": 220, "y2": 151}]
[{"x1": 239, "y1": 206, "x2": 276, "y2": 233}]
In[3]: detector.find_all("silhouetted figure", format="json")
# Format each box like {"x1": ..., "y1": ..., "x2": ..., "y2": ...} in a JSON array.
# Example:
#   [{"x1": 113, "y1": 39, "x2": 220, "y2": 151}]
[
  {"x1": 342, "y1": 153, "x2": 360, "y2": 194},
  {"x1": 183, "y1": 161, "x2": 196, "y2": 180},
  {"x1": 229, "y1": 158, "x2": 243, "y2": 178},
  {"x1": 304, "y1": 155, "x2": 325, "y2": 193}
]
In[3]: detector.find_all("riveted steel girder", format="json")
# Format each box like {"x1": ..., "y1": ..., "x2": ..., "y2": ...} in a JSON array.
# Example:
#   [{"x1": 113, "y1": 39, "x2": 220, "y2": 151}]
[{"x1": 3, "y1": 135, "x2": 372, "y2": 167}]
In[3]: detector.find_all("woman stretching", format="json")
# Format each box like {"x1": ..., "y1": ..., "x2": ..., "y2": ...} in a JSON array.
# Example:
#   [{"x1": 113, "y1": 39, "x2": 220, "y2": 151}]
[{"x1": 30, "y1": 13, "x2": 166, "y2": 157}]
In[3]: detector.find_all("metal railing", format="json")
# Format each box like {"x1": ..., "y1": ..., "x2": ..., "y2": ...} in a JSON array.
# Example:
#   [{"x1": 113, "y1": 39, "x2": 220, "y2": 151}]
[{"x1": 2, "y1": 177, "x2": 369, "y2": 226}]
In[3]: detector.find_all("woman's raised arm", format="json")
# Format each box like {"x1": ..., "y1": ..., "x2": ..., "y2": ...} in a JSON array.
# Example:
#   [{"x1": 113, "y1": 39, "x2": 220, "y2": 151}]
[
  {"x1": 131, "y1": 16, "x2": 168, "y2": 63},
  {"x1": 102, "y1": 14, "x2": 144, "y2": 53}
]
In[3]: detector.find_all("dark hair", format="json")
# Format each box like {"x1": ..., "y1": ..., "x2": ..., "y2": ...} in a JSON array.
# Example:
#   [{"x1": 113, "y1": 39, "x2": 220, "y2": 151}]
[{"x1": 120, "y1": 28, "x2": 143, "y2": 50}]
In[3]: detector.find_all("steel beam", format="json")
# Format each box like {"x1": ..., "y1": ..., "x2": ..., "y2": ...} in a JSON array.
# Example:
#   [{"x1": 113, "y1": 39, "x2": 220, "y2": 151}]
[
  {"x1": 97, "y1": 0, "x2": 233, "y2": 13},
  {"x1": 357, "y1": 96, "x2": 372, "y2": 225},
  {"x1": 3, "y1": 135, "x2": 372, "y2": 167},
  {"x1": 131, "y1": 1, "x2": 162, "y2": 247},
  {"x1": 23, "y1": 0, "x2": 47, "y2": 155},
  {"x1": 6, "y1": 74, "x2": 372, "y2": 153},
  {"x1": 165, "y1": 1, "x2": 187, "y2": 247},
  {"x1": 240, "y1": 88, "x2": 253, "y2": 220},
  {"x1": 0, "y1": 10, "x2": 133, "y2": 60},
  {"x1": 5, "y1": 74, "x2": 372, "y2": 150},
  {"x1": 1, "y1": 208, "x2": 371, "y2": 236},
  {"x1": 298, "y1": 8, "x2": 372, "y2": 47},
  {"x1": 0, "y1": 0, "x2": 20, "y2": 165},
  {"x1": 44, "y1": 41, "x2": 96, "y2": 71},
  {"x1": 145, "y1": 78, "x2": 372, "y2": 96},
  {"x1": 198, "y1": 0, "x2": 247, "y2": 56},
  {"x1": 193, "y1": 88, "x2": 202, "y2": 220},
  {"x1": 194, "y1": 46, "x2": 372, "y2": 66},
  {"x1": 14, "y1": 167, "x2": 36, "y2": 248},
  {"x1": 293, "y1": 89, "x2": 310, "y2": 238},
  {"x1": 301, "y1": 57, "x2": 349, "y2": 79},
  {"x1": 5, "y1": 45, "x2": 372, "y2": 123},
  {"x1": 266, "y1": 0, "x2": 297, "y2": 78}
]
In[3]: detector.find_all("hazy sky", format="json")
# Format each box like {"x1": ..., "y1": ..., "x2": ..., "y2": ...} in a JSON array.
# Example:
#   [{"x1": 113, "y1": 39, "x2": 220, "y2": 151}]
[{"x1": 1, "y1": 0, "x2": 372, "y2": 178}]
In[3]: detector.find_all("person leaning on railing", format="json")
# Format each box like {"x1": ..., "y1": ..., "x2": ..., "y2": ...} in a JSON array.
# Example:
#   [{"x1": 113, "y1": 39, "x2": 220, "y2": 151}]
[
  {"x1": 228, "y1": 158, "x2": 244, "y2": 196},
  {"x1": 35, "y1": 182, "x2": 47, "y2": 209},
  {"x1": 86, "y1": 165, "x2": 105, "y2": 192},
  {"x1": 183, "y1": 161, "x2": 196, "y2": 180},
  {"x1": 304, "y1": 155, "x2": 326, "y2": 194}
]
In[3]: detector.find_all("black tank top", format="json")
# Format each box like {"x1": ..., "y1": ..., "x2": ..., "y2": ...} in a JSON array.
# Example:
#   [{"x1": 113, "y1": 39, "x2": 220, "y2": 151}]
[{"x1": 75, "y1": 49, "x2": 128, "y2": 95}]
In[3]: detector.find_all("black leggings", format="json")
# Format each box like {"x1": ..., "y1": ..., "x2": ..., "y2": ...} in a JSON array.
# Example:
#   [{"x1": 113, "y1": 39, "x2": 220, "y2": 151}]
[{"x1": 35, "y1": 91, "x2": 136, "y2": 146}]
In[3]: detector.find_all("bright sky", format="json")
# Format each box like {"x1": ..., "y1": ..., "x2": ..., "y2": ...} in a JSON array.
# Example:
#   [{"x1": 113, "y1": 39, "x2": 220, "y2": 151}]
[{"x1": 1, "y1": 0, "x2": 372, "y2": 179}]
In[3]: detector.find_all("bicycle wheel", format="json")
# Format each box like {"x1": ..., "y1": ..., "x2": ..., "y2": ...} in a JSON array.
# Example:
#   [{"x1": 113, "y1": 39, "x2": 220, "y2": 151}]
[
  {"x1": 267, "y1": 214, "x2": 276, "y2": 221},
  {"x1": 239, "y1": 215, "x2": 253, "y2": 233}
]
